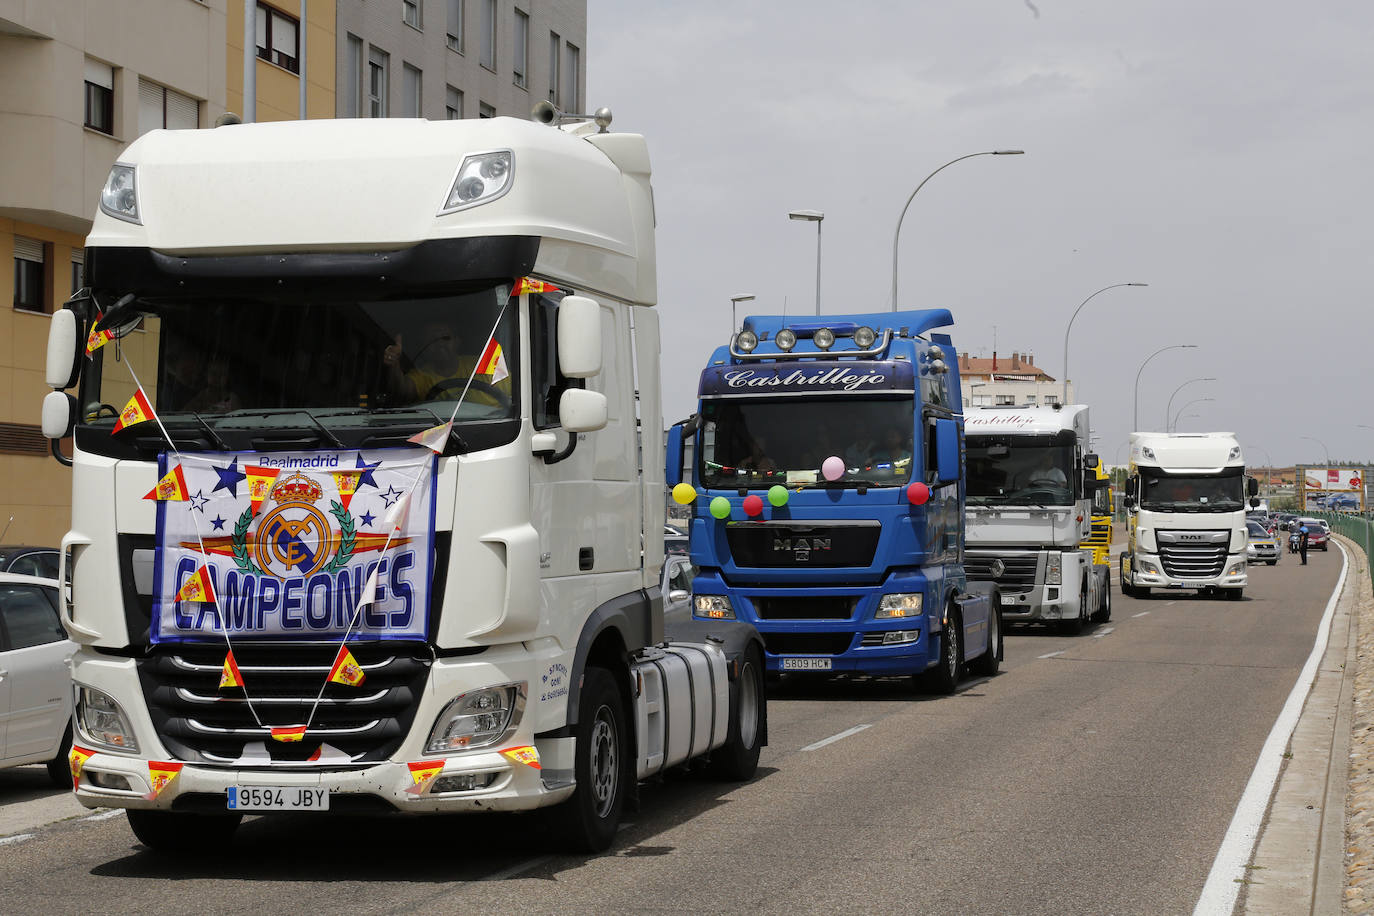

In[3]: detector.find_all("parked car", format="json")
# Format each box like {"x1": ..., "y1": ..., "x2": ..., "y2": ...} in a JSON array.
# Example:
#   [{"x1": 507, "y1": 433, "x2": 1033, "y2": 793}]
[
  {"x1": 0, "y1": 573, "x2": 74, "y2": 785},
  {"x1": 1245, "y1": 520, "x2": 1280, "y2": 566},
  {"x1": 1295, "y1": 519, "x2": 1330, "y2": 551},
  {"x1": 664, "y1": 523, "x2": 690, "y2": 557},
  {"x1": 0, "y1": 546, "x2": 59, "y2": 579}
]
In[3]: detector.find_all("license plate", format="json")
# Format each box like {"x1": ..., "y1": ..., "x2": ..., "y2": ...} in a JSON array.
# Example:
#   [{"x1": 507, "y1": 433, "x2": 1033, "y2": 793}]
[
  {"x1": 1000, "y1": 594, "x2": 1017, "y2": 605},
  {"x1": 227, "y1": 786, "x2": 329, "y2": 811},
  {"x1": 781, "y1": 657, "x2": 832, "y2": 670}
]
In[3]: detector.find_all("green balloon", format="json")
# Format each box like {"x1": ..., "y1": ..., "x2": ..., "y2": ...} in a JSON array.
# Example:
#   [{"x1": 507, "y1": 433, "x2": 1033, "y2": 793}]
[
  {"x1": 709, "y1": 496, "x2": 731, "y2": 519},
  {"x1": 767, "y1": 485, "x2": 789, "y2": 507}
]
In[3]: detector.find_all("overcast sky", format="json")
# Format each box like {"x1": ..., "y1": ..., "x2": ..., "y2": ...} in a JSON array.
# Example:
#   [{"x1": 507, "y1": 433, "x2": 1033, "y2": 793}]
[{"x1": 587, "y1": 0, "x2": 1374, "y2": 468}]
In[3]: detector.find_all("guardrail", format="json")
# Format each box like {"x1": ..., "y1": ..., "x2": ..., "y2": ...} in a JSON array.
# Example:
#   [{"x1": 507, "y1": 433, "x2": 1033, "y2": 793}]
[{"x1": 1315, "y1": 512, "x2": 1373, "y2": 584}]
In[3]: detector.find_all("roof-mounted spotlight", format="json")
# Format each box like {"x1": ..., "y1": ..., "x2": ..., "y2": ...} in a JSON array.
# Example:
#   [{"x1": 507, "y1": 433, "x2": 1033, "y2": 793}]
[
  {"x1": 813, "y1": 327, "x2": 835, "y2": 350},
  {"x1": 775, "y1": 328, "x2": 797, "y2": 351},
  {"x1": 735, "y1": 329, "x2": 758, "y2": 353},
  {"x1": 853, "y1": 326, "x2": 877, "y2": 348}
]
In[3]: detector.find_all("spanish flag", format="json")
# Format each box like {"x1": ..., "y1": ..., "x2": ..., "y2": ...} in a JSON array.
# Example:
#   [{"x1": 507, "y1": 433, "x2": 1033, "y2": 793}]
[
  {"x1": 244, "y1": 465, "x2": 280, "y2": 516},
  {"x1": 144, "y1": 464, "x2": 190, "y2": 501},
  {"x1": 327, "y1": 645, "x2": 365, "y2": 687},
  {"x1": 475, "y1": 338, "x2": 509, "y2": 384},
  {"x1": 270, "y1": 725, "x2": 308, "y2": 743},
  {"x1": 85, "y1": 323, "x2": 114, "y2": 357},
  {"x1": 501, "y1": 745, "x2": 541, "y2": 770},
  {"x1": 514, "y1": 277, "x2": 561, "y2": 296},
  {"x1": 144, "y1": 761, "x2": 184, "y2": 800},
  {"x1": 407, "y1": 421, "x2": 452, "y2": 454},
  {"x1": 219, "y1": 649, "x2": 245, "y2": 689},
  {"x1": 111, "y1": 388, "x2": 155, "y2": 434},
  {"x1": 404, "y1": 760, "x2": 445, "y2": 795},
  {"x1": 174, "y1": 565, "x2": 217, "y2": 604},
  {"x1": 69, "y1": 745, "x2": 95, "y2": 791},
  {"x1": 331, "y1": 470, "x2": 361, "y2": 510}
]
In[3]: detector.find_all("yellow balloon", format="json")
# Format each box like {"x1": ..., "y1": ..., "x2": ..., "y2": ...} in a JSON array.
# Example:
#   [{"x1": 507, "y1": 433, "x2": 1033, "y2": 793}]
[{"x1": 672, "y1": 483, "x2": 697, "y2": 505}]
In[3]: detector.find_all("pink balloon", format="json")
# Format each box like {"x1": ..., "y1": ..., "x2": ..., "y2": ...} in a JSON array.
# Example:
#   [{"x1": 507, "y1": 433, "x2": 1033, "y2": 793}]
[
  {"x1": 822, "y1": 455, "x2": 845, "y2": 481},
  {"x1": 743, "y1": 494, "x2": 764, "y2": 516},
  {"x1": 906, "y1": 482, "x2": 931, "y2": 505}
]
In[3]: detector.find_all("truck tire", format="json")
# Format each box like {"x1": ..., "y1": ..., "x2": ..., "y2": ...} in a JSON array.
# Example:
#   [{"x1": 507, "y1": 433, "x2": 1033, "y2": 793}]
[
  {"x1": 972, "y1": 603, "x2": 1001, "y2": 677},
  {"x1": 127, "y1": 810, "x2": 242, "y2": 852},
  {"x1": 1059, "y1": 580, "x2": 1087, "y2": 635},
  {"x1": 45, "y1": 721, "x2": 73, "y2": 787},
  {"x1": 547, "y1": 667, "x2": 627, "y2": 853},
  {"x1": 1119, "y1": 556, "x2": 1136, "y2": 598},
  {"x1": 709, "y1": 643, "x2": 767, "y2": 781},
  {"x1": 1227, "y1": 588, "x2": 1244, "y2": 601},
  {"x1": 923, "y1": 607, "x2": 962, "y2": 695},
  {"x1": 1093, "y1": 575, "x2": 1112, "y2": 623}
]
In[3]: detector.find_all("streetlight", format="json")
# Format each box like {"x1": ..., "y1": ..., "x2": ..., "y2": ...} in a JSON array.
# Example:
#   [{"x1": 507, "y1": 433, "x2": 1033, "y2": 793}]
[
  {"x1": 1134, "y1": 344, "x2": 1198, "y2": 432},
  {"x1": 1062, "y1": 283, "x2": 1148, "y2": 404},
  {"x1": 1169, "y1": 397, "x2": 1213, "y2": 433},
  {"x1": 1164, "y1": 377, "x2": 1216, "y2": 432},
  {"x1": 729, "y1": 293, "x2": 755, "y2": 334},
  {"x1": 1300, "y1": 435, "x2": 1332, "y2": 465},
  {"x1": 890, "y1": 150, "x2": 1024, "y2": 311},
  {"x1": 1174, "y1": 413, "x2": 1202, "y2": 430},
  {"x1": 1247, "y1": 444, "x2": 1273, "y2": 490},
  {"x1": 788, "y1": 210, "x2": 823, "y2": 315}
]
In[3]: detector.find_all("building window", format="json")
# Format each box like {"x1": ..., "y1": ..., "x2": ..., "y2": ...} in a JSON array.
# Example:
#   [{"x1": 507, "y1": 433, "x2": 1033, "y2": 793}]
[
  {"x1": 402, "y1": 64, "x2": 422, "y2": 117},
  {"x1": 84, "y1": 59, "x2": 114, "y2": 134},
  {"x1": 345, "y1": 34, "x2": 364, "y2": 117},
  {"x1": 446, "y1": 85, "x2": 463, "y2": 119},
  {"x1": 71, "y1": 253, "x2": 85, "y2": 295},
  {"x1": 446, "y1": 0, "x2": 463, "y2": 52},
  {"x1": 1045, "y1": 394, "x2": 1060, "y2": 406},
  {"x1": 368, "y1": 48, "x2": 389, "y2": 117},
  {"x1": 995, "y1": 394, "x2": 1015, "y2": 406},
  {"x1": 564, "y1": 42, "x2": 579, "y2": 109},
  {"x1": 1025, "y1": 394, "x2": 1037, "y2": 405},
  {"x1": 479, "y1": 101, "x2": 495, "y2": 119},
  {"x1": 972, "y1": 394, "x2": 992, "y2": 407},
  {"x1": 138, "y1": 79, "x2": 199, "y2": 136},
  {"x1": 479, "y1": 0, "x2": 496, "y2": 70},
  {"x1": 512, "y1": 9, "x2": 528, "y2": 89},
  {"x1": 256, "y1": 2, "x2": 300, "y2": 74},
  {"x1": 403, "y1": 0, "x2": 422, "y2": 29},
  {"x1": 13, "y1": 237, "x2": 48, "y2": 314},
  {"x1": 548, "y1": 32, "x2": 560, "y2": 104}
]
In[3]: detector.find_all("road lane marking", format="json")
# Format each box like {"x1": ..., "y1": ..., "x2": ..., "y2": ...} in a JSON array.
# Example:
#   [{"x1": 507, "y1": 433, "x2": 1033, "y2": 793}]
[
  {"x1": 81, "y1": 809, "x2": 123, "y2": 822},
  {"x1": 1132, "y1": 611, "x2": 1150, "y2": 618},
  {"x1": 802, "y1": 724, "x2": 872, "y2": 751},
  {"x1": 1194, "y1": 540, "x2": 1350, "y2": 916},
  {"x1": 0, "y1": 834, "x2": 35, "y2": 847},
  {"x1": 1038, "y1": 650, "x2": 1065, "y2": 659},
  {"x1": 1093, "y1": 627, "x2": 1116, "y2": 639}
]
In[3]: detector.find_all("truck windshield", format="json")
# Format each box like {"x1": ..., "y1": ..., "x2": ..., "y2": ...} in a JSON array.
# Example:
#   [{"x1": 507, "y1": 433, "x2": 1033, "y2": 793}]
[
  {"x1": 698, "y1": 396, "x2": 915, "y2": 488},
  {"x1": 965, "y1": 438, "x2": 1075, "y2": 506},
  {"x1": 82, "y1": 285, "x2": 517, "y2": 438},
  {"x1": 1139, "y1": 470, "x2": 1245, "y2": 512}
]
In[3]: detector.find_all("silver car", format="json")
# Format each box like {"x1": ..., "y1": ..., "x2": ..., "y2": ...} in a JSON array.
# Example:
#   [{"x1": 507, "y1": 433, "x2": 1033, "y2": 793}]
[
  {"x1": 1245, "y1": 520, "x2": 1280, "y2": 566},
  {"x1": 0, "y1": 573, "x2": 75, "y2": 785}
]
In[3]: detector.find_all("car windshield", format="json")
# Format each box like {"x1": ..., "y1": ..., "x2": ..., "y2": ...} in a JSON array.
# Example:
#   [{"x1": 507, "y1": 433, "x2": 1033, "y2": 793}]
[
  {"x1": 965, "y1": 437, "x2": 1075, "y2": 507},
  {"x1": 1139, "y1": 470, "x2": 1246, "y2": 512},
  {"x1": 698, "y1": 396, "x2": 915, "y2": 489},
  {"x1": 1247, "y1": 521, "x2": 1268, "y2": 537}
]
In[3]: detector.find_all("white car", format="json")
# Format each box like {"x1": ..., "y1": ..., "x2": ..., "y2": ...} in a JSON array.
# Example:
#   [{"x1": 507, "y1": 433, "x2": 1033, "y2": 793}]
[{"x1": 0, "y1": 573, "x2": 75, "y2": 785}]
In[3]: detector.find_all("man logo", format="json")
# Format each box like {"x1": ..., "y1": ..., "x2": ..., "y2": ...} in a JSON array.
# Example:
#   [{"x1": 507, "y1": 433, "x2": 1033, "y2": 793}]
[{"x1": 774, "y1": 536, "x2": 830, "y2": 562}]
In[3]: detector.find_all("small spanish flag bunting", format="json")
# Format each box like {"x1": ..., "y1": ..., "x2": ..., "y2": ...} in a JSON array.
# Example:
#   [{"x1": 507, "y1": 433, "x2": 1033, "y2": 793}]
[
  {"x1": 174, "y1": 565, "x2": 218, "y2": 604},
  {"x1": 111, "y1": 388, "x2": 155, "y2": 434},
  {"x1": 331, "y1": 470, "x2": 362, "y2": 510},
  {"x1": 144, "y1": 464, "x2": 190, "y2": 501},
  {"x1": 85, "y1": 322, "x2": 114, "y2": 357},
  {"x1": 384, "y1": 490, "x2": 412, "y2": 534},
  {"x1": 404, "y1": 760, "x2": 445, "y2": 795},
  {"x1": 328, "y1": 645, "x2": 366, "y2": 687},
  {"x1": 245, "y1": 465, "x2": 281, "y2": 516},
  {"x1": 69, "y1": 745, "x2": 95, "y2": 791},
  {"x1": 143, "y1": 761, "x2": 184, "y2": 800},
  {"x1": 501, "y1": 745, "x2": 541, "y2": 770},
  {"x1": 407, "y1": 421, "x2": 452, "y2": 454},
  {"x1": 356, "y1": 564, "x2": 381, "y2": 609},
  {"x1": 270, "y1": 725, "x2": 309, "y2": 743},
  {"x1": 475, "y1": 337, "x2": 509, "y2": 385},
  {"x1": 219, "y1": 649, "x2": 245, "y2": 689},
  {"x1": 514, "y1": 277, "x2": 561, "y2": 296}
]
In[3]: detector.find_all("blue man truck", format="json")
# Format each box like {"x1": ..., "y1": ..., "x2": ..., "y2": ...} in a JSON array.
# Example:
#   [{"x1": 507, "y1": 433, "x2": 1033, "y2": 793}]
[{"x1": 665, "y1": 310, "x2": 1000, "y2": 692}]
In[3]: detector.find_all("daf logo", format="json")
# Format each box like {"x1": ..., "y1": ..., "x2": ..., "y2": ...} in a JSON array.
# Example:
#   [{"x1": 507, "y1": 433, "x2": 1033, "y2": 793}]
[
  {"x1": 774, "y1": 537, "x2": 830, "y2": 561},
  {"x1": 1180, "y1": 534, "x2": 1205, "y2": 541}
]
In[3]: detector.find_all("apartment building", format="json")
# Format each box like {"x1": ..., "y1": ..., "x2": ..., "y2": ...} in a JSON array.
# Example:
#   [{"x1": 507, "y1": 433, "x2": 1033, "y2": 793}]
[{"x1": 959, "y1": 351, "x2": 1074, "y2": 409}]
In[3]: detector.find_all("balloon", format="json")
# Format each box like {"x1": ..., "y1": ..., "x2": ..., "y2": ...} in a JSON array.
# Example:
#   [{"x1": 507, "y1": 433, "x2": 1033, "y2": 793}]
[
  {"x1": 743, "y1": 494, "x2": 763, "y2": 516},
  {"x1": 906, "y1": 482, "x2": 931, "y2": 505},
  {"x1": 821, "y1": 456, "x2": 844, "y2": 481},
  {"x1": 671, "y1": 483, "x2": 697, "y2": 505},
  {"x1": 709, "y1": 496, "x2": 731, "y2": 519},
  {"x1": 767, "y1": 485, "x2": 789, "y2": 507}
]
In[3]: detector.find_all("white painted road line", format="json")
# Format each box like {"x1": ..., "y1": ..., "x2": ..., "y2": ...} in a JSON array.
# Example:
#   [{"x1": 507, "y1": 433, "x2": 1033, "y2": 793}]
[
  {"x1": 1093, "y1": 627, "x2": 1116, "y2": 639},
  {"x1": 0, "y1": 834, "x2": 34, "y2": 847},
  {"x1": 1194, "y1": 541, "x2": 1350, "y2": 915},
  {"x1": 81, "y1": 809, "x2": 123, "y2": 823},
  {"x1": 802, "y1": 724, "x2": 872, "y2": 752},
  {"x1": 1132, "y1": 611, "x2": 1150, "y2": 618},
  {"x1": 1038, "y1": 650, "x2": 1065, "y2": 659}
]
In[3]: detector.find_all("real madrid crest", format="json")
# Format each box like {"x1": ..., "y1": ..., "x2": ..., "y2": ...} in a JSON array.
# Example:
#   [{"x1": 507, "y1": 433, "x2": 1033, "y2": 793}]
[{"x1": 232, "y1": 472, "x2": 356, "y2": 579}]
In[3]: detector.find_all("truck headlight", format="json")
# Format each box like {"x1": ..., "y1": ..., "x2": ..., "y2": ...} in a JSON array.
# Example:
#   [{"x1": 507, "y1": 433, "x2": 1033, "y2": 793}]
[
  {"x1": 694, "y1": 594, "x2": 735, "y2": 620},
  {"x1": 426, "y1": 684, "x2": 523, "y2": 753},
  {"x1": 1046, "y1": 553, "x2": 1062, "y2": 585},
  {"x1": 876, "y1": 593, "x2": 922, "y2": 619},
  {"x1": 1137, "y1": 559, "x2": 1161, "y2": 575},
  {"x1": 439, "y1": 150, "x2": 514, "y2": 214},
  {"x1": 99, "y1": 164, "x2": 141, "y2": 224},
  {"x1": 1227, "y1": 562, "x2": 1246, "y2": 576},
  {"x1": 75, "y1": 686, "x2": 139, "y2": 753}
]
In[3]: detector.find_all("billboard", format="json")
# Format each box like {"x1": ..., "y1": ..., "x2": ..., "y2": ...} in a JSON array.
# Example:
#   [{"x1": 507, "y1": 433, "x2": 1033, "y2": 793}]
[{"x1": 1300, "y1": 466, "x2": 1367, "y2": 513}]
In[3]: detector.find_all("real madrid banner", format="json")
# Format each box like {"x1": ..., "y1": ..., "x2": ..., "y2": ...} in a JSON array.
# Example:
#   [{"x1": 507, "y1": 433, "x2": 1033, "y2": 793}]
[{"x1": 151, "y1": 448, "x2": 437, "y2": 643}]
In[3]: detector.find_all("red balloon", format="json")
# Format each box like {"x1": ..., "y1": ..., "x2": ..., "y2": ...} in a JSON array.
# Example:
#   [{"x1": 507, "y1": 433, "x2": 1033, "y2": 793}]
[
  {"x1": 743, "y1": 494, "x2": 764, "y2": 516},
  {"x1": 906, "y1": 482, "x2": 931, "y2": 506}
]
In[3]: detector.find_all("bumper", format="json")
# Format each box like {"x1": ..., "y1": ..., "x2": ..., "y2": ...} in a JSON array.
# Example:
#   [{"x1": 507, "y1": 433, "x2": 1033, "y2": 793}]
[
  {"x1": 1131, "y1": 553, "x2": 1248, "y2": 590},
  {"x1": 970, "y1": 549, "x2": 1084, "y2": 622}
]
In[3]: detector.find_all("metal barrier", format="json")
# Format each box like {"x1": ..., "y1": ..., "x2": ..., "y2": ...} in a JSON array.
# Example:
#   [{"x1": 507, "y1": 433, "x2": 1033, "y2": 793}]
[{"x1": 1315, "y1": 511, "x2": 1374, "y2": 584}]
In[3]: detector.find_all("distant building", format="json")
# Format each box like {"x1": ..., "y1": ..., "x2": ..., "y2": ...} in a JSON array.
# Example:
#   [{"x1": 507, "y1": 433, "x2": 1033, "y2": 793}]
[{"x1": 959, "y1": 351, "x2": 1074, "y2": 408}]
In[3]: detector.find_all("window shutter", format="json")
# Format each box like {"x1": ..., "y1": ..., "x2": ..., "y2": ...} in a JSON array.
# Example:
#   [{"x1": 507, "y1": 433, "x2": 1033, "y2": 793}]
[
  {"x1": 14, "y1": 237, "x2": 44, "y2": 263},
  {"x1": 166, "y1": 89, "x2": 198, "y2": 129},
  {"x1": 139, "y1": 79, "x2": 164, "y2": 135},
  {"x1": 84, "y1": 59, "x2": 113, "y2": 89}
]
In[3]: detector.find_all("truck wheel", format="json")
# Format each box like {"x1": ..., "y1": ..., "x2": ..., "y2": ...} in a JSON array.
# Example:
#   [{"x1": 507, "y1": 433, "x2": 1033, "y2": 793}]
[
  {"x1": 972, "y1": 604, "x2": 1001, "y2": 677},
  {"x1": 1119, "y1": 556, "x2": 1136, "y2": 598},
  {"x1": 1059, "y1": 581, "x2": 1087, "y2": 635},
  {"x1": 547, "y1": 667, "x2": 627, "y2": 853},
  {"x1": 1093, "y1": 576, "x2": 1112, "y2": 623},
  {"x1": 709, "y1": 643, "x2": 766, "y2": 781},
  {"x1": 923, "y1": 607, "x2": 962, "y2": 695},
  {"x1": 1227, "y1": 588, "x2": 1244, "y2": 601},
  {"x1": 127, "y1": 810, "x2": 242, "y2": 852},
  {"x1": 45, "y1": 721, "x2": 73, "y2": 787}
]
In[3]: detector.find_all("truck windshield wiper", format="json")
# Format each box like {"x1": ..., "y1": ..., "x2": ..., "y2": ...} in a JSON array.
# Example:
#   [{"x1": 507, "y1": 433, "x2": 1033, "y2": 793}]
[
  {"x1": 189, "y1": 412, "x2": 230, "y2": 451},
  {"x1": 301, "y1": 410, "x2": 344, "y2": 448}
]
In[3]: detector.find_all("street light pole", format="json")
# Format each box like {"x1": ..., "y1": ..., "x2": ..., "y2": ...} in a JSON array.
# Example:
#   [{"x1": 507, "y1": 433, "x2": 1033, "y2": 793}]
[
  {"x1": 1134, "y1": 344, "x2": 1197, "y2": 432},
  {"x1": 890, "y1": 150, "x2": 1024, "y2": 312},
  {"x1": 788, "y1": 210, "x2": 824, "y2": 315},
  {"x1": 1300, "y1": 435, "x2": 1333, "y2": 465},
  {"x1": 1062, "y1": 283, "x2": 1148, "y2": 404},
  {"x1": 1164, "y1": 377, "x2": 1216, "y2": 431},
  {"x1": 729, "y1": 293, "x2": 755, "y2": 335},
  {"x1": 1246, "y1": 444, "x2": 1274, "y2": 490},
  {"x1": 1169, "y1": 397, "x2": 1214, "y2": 432}
]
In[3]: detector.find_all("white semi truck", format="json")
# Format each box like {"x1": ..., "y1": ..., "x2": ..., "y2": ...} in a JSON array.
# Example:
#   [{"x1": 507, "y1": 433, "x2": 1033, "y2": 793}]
[
  {"x1": 40, "y1": 110, "x2": 765, "y2": 853},
  {"x1": 1119, "y1": 432, "x2": 1256, "y2": 599},
  {"x1": 963, "y1": 405, "x2": 1108, "y2": 633}
]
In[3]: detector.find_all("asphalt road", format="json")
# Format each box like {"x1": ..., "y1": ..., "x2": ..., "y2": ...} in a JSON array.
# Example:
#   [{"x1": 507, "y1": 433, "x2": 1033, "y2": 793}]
[{"x1": 0, "y1": 548, "x2": 1341, "y2": 915}]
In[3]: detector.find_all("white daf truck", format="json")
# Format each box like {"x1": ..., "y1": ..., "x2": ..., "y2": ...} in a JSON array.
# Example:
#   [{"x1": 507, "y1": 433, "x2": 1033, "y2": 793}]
[
  {"x1": 963, "y1": 405, "x2": 1108, "y2": 633},
  {"x1": 1119, "y1": 432, "x2": 1255, "y2": 599},
  {"x1": 40, "y1": 111, "x2": 765, "y2": 853}
]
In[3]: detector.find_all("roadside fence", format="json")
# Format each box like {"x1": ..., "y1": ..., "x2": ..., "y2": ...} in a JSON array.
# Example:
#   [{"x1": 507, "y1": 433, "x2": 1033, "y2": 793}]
[{"x1": 1317, "y1": 511, "x2": 1374, "y2": 585}]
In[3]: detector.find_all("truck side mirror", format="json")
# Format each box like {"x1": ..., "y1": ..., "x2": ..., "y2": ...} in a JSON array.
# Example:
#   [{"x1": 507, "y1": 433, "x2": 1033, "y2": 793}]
[
  {"x1": 41, "y1": 391, "x2": 76, "y2": 439},
  {"x1": 1247, "y1": 478, "x2": 1259, "y2": 497},
  {"x1": 1084, "y1": 453, "x2": 1099, "y2": 470},
  {"x1": 558, "y1": 387, "x2": 607, "y2": 433},
  {"x1": 1249, "y1": 497, "x2": 1260, "y2": 508},
  {"x1": 666, "y1": 424, "x2": 684, "y2": 487},
  {"x1": 1082, "y1": 471, "x2": 1098, "y2": 493},
  {"x1": 557, "y1": 295, "x2": 602, "y2": 378},
  {"x1": 1123, "y1": 495, "x2": 1136, "y2": 510},
  {"x1": 934, "y1": 418, "x2": 959, "y2": 485},
  {"x1": 46, "y1": 308, "x2": 81, "y2": 390}
]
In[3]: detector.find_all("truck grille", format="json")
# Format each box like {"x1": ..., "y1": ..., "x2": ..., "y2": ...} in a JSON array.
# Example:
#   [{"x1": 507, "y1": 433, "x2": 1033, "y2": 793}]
[
  {"x1": 726, "y1": 522, "x2": 880, "y2": 569},
  {"x1": 135, "y1": 642, "x2": 435, "y2": 766},
  {"x1": 1157, "y1": 530, "x2": 1230, "y2": 578},
  {"x1": 753, "y1": 596, "x2": 856, "y2": 620},
  {"x1": 964, "y1": 552, "x2": 1039, "y2": 594},
  {"x1": 761, "y1": 632, "x2": 855, "y2": 656}
]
